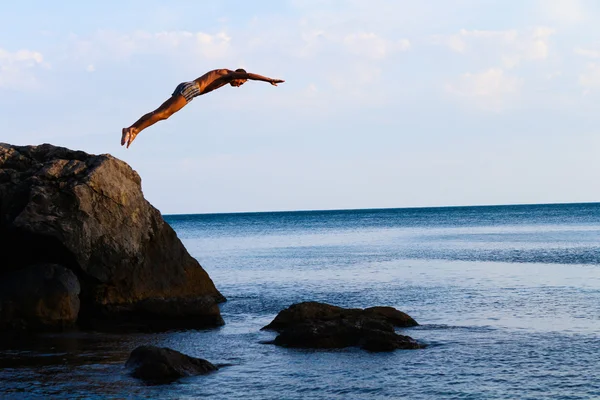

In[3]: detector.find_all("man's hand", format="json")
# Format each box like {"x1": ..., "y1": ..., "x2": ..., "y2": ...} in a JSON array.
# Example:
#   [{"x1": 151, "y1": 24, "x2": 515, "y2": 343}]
[{"x1": 270, "y1": 79, "x2": 285, "y2": 86}]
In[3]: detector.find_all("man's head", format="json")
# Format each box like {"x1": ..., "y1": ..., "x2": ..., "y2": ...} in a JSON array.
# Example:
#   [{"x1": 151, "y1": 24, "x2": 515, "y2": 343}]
[{"x1": 230, "y1": 68, "x2": 247, "y2": 87}]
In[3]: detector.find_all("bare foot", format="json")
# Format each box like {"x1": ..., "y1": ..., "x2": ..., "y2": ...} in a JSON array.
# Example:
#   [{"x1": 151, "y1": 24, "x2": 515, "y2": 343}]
[
  {"x1": 121, "y1": 127, "x2": 138, "y2": 148},
  {"x1": 127, "y1": 130, "x2": 138, "y2": 148},
  {"x1": 121, "y1": 128, "x2": 130, "y2": 146}
]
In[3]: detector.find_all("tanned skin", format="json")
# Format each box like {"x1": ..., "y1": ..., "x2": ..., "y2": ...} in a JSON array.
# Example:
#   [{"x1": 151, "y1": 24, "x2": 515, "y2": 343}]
[{"x1": 121, "y1": 69, "x2": 284, "y2": 148}]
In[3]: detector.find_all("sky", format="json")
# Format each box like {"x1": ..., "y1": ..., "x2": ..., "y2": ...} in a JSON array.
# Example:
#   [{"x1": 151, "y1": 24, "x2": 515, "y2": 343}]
[{"x1": 2, "y1": 0, "x2": 600, "y2": 214}]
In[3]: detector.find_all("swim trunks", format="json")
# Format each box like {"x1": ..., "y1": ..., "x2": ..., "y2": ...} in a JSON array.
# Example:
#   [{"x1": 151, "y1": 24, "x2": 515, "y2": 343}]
[{"x1": 172, "y1": 81, "x2": 201, "y2": 102}]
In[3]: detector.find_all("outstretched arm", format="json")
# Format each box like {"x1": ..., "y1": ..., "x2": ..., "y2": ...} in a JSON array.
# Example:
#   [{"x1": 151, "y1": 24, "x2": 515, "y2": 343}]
[{"x1": 228, "y1": 70, "x2": 285, "y2": 86}]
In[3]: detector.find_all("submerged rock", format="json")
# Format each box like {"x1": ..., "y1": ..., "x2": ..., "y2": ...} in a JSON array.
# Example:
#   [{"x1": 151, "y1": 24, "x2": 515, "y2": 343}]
[
  {"x1": 262, "y1": 302, "x2": 423, "y2": 352},
  {"x1": 0, "y1": 143, "x2": 225, "y2": 331},
  {"x1": 126, "y1": 345, "x2": 218, "y2": 382}
]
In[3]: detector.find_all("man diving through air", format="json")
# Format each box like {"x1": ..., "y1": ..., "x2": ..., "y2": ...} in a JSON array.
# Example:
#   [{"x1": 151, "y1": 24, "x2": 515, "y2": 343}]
[{"x1": 121, "y1": 68, "x2": 284, "y2": 148}]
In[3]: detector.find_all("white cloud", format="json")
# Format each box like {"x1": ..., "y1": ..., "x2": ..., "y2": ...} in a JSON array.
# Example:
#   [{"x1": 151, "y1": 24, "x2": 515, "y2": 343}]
[
  {"x1": 579, "y1": 63, "x2": 600, "y2": 88},
  {"x1": 444, "y1": 35, "x2": 467, "y2": 53},
  {"x1": 0, "y1": 48, "x2": 47, "y2": 89},
  {"x1": 1, "y1": 49, "x2": 44, "y2": 65},
  {"x1": 527, "y1": 27, "x2": 555, "y2": 60},
  {"x1": 432, "y1": 27, "x2": 554, "y2": 69},
  {"x1": 574, "y1": 47, "x2": 600, "y2": 59},
  {"x1": 294, "y1": 29, "x2": 326, "y2": 58},
  {"x1": 235, "y1": 23, "x2": 408, "y2": 106},
  {"x1": 86, "y1": 64, "x2": 95, "y2": 72},
  {"x1": 328, "y1": 62, "x2": 382, "y2": 89},
  {"x1": 537, "y1": 0, "x2": 586, "y2": 25},
  {"x1": 343, "y1": 32, "x2": 410, "y2": 59},
  {"x1": 71, "y1": 30, "x2": 232, "y2": 64},
  {"x1": 447, "y1": 68, "x2": 521, "y2": 111},
  {"x1": 432, "y1": 29, "x2": 516, "y2": 55},
  {"x1": 289, "y1": 28, "x2": 410, "y2": 61}
]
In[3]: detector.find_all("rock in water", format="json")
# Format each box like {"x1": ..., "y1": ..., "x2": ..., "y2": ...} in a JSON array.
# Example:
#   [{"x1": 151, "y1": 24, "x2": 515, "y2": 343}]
[
  {"x1": 126, "y1": 345, "x2": 218, "y2": 382},
  {"x1": 262, "y1": 302, "x2": 423, "y2": 352},
  {"x1": 363, "y1": 306, "x2": 419, "y2": 327},
  {"x1": 0, "y1": 143, "x2": 225, "y2": 331},
  {"x1": 262, "y1": 302, "x2": 419, "y2": 331}
]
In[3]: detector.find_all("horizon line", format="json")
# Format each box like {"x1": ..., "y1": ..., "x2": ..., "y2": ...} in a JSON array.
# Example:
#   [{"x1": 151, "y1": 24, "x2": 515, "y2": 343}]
[{"x1": 163, "y1": 200, "x2": 600, "y2": 217}]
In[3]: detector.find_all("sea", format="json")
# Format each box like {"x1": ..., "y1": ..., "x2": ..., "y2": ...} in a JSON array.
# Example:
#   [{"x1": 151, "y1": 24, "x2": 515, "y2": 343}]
[{"x1": 1, "y1": 202, "x2": 600, "y2": 399}]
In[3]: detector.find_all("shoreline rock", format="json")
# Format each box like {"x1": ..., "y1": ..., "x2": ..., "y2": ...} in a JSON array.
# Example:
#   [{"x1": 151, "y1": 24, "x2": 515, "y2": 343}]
[
  {"x1": 0, "y1": 143, "x2": 225, "y2": 332},
  {"x1": 0, "y1": 263, "x2": 80, "y2": 330},
  {"x1": 262, "y1": 302, "x2": 424, "y2": 352}
]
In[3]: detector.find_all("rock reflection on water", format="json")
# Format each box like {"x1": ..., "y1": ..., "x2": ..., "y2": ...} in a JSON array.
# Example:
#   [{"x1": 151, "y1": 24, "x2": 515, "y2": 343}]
[
  {"x1": 0, "y1": 331, "x2": 160, "y2": 398},
  {"x1": 0, "y1": 332, "x2": 132, "y2": 369}
]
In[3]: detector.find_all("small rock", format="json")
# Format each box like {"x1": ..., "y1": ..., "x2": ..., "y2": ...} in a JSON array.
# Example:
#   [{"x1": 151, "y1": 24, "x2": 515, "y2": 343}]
[
  {"x1": 125, "y1": 345, "x2": 218, "y2": 382},
  {"x1": 364, "y1": 306, "x2": 419, "y2": 327},
  {"x1": 263, "y1": 302, "x2": 424, "y2": 352}
]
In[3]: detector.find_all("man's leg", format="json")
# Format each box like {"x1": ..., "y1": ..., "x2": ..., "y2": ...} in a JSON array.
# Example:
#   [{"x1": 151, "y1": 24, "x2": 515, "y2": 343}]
[{"x1": 121, "y1": 94, "x2": 188, "y2": 148}]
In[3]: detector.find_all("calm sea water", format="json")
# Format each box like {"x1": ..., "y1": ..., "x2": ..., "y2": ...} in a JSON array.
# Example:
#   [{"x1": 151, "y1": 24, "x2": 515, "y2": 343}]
[{"x1": 1, "y1": 203, "x2": 600, "y2": 399}]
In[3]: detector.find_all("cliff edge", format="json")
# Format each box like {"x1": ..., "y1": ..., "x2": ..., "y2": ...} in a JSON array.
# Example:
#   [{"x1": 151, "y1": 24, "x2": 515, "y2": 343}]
[{"x1": 0, "y1": 143, "x2": 225, "y2": 331}]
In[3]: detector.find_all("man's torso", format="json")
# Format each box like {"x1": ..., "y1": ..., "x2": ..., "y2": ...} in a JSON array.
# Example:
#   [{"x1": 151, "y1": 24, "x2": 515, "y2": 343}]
[{"x1": 193, "y1": 69, "x2": 230, "y2": 96}]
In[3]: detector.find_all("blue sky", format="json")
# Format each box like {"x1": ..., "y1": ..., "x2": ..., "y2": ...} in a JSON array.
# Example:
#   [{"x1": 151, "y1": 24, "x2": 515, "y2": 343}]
[{"x1": 2, "y1": 0, "x2": 600, "y2": 213}]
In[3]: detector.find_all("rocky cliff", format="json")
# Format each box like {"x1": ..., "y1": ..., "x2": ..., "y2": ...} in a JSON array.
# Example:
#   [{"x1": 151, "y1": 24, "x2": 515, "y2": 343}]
[{"x1": 0, "y1": 143, "x2": 225, "y2": 331}]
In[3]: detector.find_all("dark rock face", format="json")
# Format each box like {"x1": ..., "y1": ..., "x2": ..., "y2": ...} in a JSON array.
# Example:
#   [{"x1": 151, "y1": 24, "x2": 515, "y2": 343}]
[
  {"x1": 262, "y1": 302, "x2": 423, "y2": 352},
  {"x1": 126, "y1": 345, "x2": 218, "y2": 382},
  {"x1": 263, "y1": 302, "x2": 419, "y2": 331},
  {"x1": 0, "y1": 143, "x2": 225, "y2": 331},
  {"x1": 363, "y1": 306, "x2": 419, "y2": 327},
  {"x1": 0, "y1": 263, "x2": 80, "y2": 330}
]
